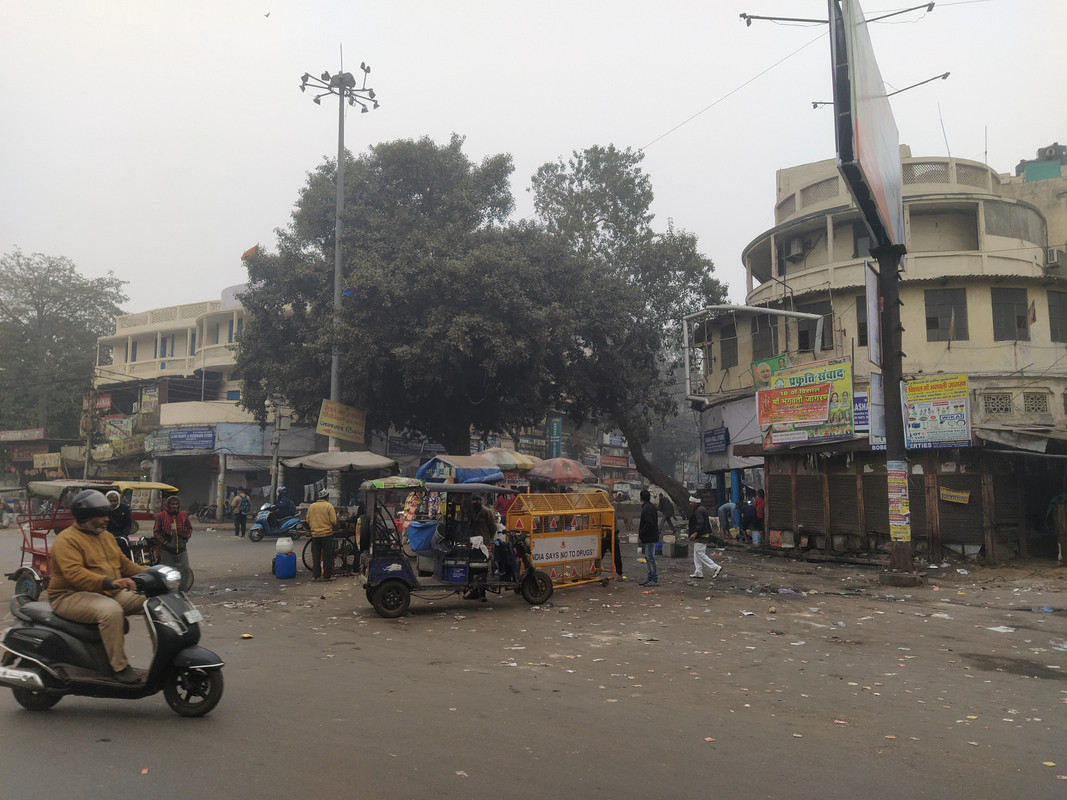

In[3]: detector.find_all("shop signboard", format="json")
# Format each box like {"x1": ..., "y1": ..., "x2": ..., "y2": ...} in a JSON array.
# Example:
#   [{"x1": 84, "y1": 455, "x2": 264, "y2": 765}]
[
  {"x1": 316, "y1": 399, "x2": 366, "y2": 445},
  {"x1": 0, "y1": 428, "x2": 44, "y2": 442},
  {"x1": 169, "y1": 428, "x2": 214, "y2": 450},
  {"x1": 703, "y1": 426, "x2": 730, "y2": 454}
]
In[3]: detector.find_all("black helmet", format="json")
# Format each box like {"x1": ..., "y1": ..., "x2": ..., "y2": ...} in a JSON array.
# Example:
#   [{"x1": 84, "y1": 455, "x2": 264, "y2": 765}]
[
  {"x1": 278, "y1": 486, "x2": 287, "y2": 496},
  {"x1": 70, "y1": 489, "x2": 112, "y2": 523},
  {"x1": 318, "y1": 487, "x2": 330, "y2": 499}
]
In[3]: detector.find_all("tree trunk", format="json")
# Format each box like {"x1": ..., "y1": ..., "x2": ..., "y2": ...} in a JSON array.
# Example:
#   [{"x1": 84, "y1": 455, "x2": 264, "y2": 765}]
[{"x1": 620, "y1": 423, "x2": 691, "y2": 513}]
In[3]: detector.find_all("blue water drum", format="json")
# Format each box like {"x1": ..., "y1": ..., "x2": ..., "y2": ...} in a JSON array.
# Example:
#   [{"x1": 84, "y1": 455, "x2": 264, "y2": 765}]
[{"x1": 273, "y1": 551, "x2": 297, "y2": 579}]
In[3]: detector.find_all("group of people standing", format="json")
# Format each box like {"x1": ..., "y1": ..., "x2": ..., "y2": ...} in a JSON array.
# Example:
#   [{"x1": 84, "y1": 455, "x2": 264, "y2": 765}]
[{"x1": 635, "y1": 488, "x2": 766, "y2": 586}]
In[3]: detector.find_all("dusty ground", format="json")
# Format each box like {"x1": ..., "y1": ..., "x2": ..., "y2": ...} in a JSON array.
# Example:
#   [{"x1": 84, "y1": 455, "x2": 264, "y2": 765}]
[{"x1": 2, "y1": 528, "x2": 1065, "y2": 799}]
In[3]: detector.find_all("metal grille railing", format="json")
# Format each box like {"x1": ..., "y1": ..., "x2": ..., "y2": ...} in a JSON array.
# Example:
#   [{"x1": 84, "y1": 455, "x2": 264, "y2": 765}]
[
  {"x1": 903, "y1": 161, "x2": 950, "y2": 184},
  {"x1": 982, "y1": 393, "x2": 1012, "y2": 415},
  {"x1": 1023, "y1": 393, "x2": 1049, "y2": 414},
  {"x1": 800, "y1": 177, "x2": 840, "y2": 207},
  {"x1": 955, "y1": 163, "x2": 989, "y2": 189}
]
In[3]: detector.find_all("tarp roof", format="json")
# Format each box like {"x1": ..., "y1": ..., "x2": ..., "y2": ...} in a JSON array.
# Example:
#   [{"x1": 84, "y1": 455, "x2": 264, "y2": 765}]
[{"x1": 415, "y1": 455, "x2": 504, "y2": 484}]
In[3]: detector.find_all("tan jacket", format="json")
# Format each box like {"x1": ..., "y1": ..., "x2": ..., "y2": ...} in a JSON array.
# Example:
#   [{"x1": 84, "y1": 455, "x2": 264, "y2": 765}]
[
  {"x1": 306, "y1": 499, "x2": 337, "y2": 537},
  {"x1": 48, "y1": 524, "x2": 145, "y2": 601}
]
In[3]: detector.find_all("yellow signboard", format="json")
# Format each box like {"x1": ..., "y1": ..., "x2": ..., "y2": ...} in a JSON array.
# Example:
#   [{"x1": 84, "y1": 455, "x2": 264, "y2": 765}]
[
  {"x1": 316, "y1": 399, "x2": 366, "y2": 445},
  {"x1": 939, "y1": 486, "x2": 971, "y2": 505}
]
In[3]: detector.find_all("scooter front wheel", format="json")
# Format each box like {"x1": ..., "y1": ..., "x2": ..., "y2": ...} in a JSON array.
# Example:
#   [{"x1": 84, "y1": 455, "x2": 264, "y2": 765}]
[
  {"x1": 248, "y1": 528, "x2": 264, "y2": 543},
  {"x1": 164, "y1": 667, "x2": 224, "y2": 717}
]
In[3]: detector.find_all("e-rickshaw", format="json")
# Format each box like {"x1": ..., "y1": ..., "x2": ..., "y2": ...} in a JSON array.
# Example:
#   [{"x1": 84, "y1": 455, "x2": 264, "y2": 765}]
[
  {"x1": 6, "y1": 480, "x2": 178, "y2": 600},
  {"x1": 360, "y1": 477, "x2": 553, "y2": 618}
]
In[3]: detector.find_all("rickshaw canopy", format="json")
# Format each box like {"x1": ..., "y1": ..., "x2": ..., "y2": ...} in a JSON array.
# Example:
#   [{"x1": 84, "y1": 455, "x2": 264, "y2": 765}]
[{"x1": 26, "y1": 480, "x2": 179, "y2": 501}]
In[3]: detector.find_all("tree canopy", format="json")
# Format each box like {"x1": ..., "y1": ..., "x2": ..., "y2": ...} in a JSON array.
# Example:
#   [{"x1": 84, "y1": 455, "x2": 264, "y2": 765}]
[
  {"x1": 235, "y1": 137, "x2": 726, "y2": 502},
  {"x1": 0, "y1": 249, "x2": 127, "y2": 438},
  {"x1": 235, "y1": 135, "x2": 581, "y2": 453}
]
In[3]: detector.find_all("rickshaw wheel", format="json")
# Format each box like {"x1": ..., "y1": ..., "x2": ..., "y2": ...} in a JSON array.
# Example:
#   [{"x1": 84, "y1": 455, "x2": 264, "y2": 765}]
[
  {"x1": 372, "y1": 579, "x2": 411, "y2": 618},
  {"x1": 520, "y1": 570, "x2": 553, "y2": 605},
  {"x1": 12, "y1": 687, "x2": 61, "y2": 711},
  {"x1": 129, "y1": 520, "x2": 140, "y2": 535},
  {"x1": 14, "y1": 572, "x2": 41, "y2": 601}
]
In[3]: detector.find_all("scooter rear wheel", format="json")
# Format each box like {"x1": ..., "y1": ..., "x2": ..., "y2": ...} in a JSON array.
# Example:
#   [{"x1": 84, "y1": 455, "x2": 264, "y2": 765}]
[
  {"x1": 12, "y1": 687, "x2": 61, "y2": 711},
  {"x1": 163, "y1": 667, "x2": 224, "y2": 717}
]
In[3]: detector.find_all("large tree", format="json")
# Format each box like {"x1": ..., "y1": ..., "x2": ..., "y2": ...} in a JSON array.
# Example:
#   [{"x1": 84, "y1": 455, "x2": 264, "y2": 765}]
[
  {"x1": 531, "y1": 145, "x2": 726, "y2": 508},
  {"x1": 0, "y1": 249, "x2": 127, "y2": 438},
  {"x1": 235, "y1": 135, "x2": 581, "y2": 453}
]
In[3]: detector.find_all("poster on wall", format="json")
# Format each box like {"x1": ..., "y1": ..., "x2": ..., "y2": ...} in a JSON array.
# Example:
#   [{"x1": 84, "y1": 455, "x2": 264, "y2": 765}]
[
  {"x1": 750, "y1": 354, "x2": 793, "y2": 390},
  {"x1": 887, "y1": 459, "x2": 911, "y2": 542},
  {"x1": 902, "y1": 374, "x2": 970, "y2": 449},
  {"x1": 759, "y1": 356, "x2": 854, "y2": 448}
]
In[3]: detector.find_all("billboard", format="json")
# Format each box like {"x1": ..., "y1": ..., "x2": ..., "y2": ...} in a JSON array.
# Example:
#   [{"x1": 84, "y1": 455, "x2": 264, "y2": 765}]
[
  {"x1": 903, "y1": 374, "x2": 970, "y2": 449},
  {"x1": 760, "y1": 356, "x2": 854, "y2": 448},
  {"x1": 316, "y1": 399, "x2": 366, "y2": 445},
  {"x1": 750, "y1": 354, "x2": 792, "y2": 390},
  {"x1": 829, "y1": 0, "x2": 904, "y2": 248}
]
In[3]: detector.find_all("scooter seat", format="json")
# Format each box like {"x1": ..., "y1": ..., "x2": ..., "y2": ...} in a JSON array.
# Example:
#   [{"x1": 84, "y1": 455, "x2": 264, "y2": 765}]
[{"x1": 16, "y1": 601, "x2": 105, "y2": 643}]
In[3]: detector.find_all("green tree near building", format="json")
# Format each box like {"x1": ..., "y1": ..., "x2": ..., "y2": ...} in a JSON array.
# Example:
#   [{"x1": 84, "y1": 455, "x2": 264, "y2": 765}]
[
  {"x1": 531, "y1": 145, "x2": 726, "y2": 508},
  {"x1": 0, "y1": 249, "x2": 127, "y2": 438}
]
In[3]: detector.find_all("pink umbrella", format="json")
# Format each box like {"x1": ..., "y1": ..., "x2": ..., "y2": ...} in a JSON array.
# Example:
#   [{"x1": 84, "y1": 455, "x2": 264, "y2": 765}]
[{"x1": 525, "y1": 457, "x2": 598, "y2": 486}]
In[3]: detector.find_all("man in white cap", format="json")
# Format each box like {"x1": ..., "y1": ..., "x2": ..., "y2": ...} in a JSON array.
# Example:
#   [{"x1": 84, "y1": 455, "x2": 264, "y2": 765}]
[{"x1": 686, "y1": 495, "x2": 723, "y2": 580}]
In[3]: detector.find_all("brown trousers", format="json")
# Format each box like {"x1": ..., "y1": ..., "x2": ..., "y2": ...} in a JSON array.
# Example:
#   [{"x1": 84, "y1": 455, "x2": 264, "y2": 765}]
[{"x1": 50, "y1": 590, "x2": 145, "y2": 672}]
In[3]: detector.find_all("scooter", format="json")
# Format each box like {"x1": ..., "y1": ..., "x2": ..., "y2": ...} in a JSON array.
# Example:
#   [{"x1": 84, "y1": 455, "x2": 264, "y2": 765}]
[
  {"x1": 247, "y1": 503, "x2": 307, "y2": 543},
  {"x1": 0, "y1": 565, "x2": 224, "y2": 717}
]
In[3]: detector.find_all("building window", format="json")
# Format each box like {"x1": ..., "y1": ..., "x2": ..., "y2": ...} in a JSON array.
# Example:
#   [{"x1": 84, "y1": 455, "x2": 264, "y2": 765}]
[
  {"x1": 1023, "y1": 393, "x2": 1049, "y2": 414},
  {"x1": 751, "y1": 315, "x2": 778, "y2": 362},
  {"x1": 235, "y1": 318, "x2": 243, "y2": 339},
  {"x1": 190, "y1": 331, "x2": 196, "y2": 355},
  {"x1": 226, "y1": 390, "x2": 241, "y2": 402},
  {"x1": 853, "y1": 222, "x2": 871, "y2": 259},
  {"x1": 214, "y1": 323, "x2": 221, "y2": 345},
  {"x1": 719, "y1": 323, "x2": 738, "y2": 369},
  {"x1": 1049, "y1": 291, "x2": 1067, "y2": 343},
  {"x1": 797, "y1": 301, "x2": 833, "y2": 351},
  {"x1": 982, "y1": 393, "x2": 1012, "y2": 415},
  {"x1": 855, "y1": 297, "x2": 868, "y2": 347},
  {"x1": 925, "y1": 288, "x2": 968, "y2": 342},
  {"x1": 227, "y1": 320, "x2": 234, "y2": 343},
  {"x1": 991, "y1": 288, "x2": 1030, "y2": 341},
  {"x1": 130, "y1": 341, "x2": 137, "y2": 362}
]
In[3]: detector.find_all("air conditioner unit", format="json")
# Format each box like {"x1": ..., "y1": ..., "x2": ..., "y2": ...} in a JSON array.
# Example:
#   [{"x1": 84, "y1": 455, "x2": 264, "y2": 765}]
[
  {"x1": 784, "y1": 238, "x2": 805, "y2": 262},
  {"x1": 1048, "y1": 248, "x2": 1063, "y2": 267}
]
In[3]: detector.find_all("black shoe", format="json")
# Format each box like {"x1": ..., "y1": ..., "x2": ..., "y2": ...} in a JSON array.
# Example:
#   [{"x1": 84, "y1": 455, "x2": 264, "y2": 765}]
[{"x1": 112, "y1": 666, "x2": 144, "y2": 685}]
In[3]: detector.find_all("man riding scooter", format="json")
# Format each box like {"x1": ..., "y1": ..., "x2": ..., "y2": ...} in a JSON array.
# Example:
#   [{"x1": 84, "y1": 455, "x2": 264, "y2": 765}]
[
  {"x1": 266, "y1": 486, "x2": 298, "y2": 532},
  {"x1": 47, "y1": 489, "x2": 146, "y2": 684}
]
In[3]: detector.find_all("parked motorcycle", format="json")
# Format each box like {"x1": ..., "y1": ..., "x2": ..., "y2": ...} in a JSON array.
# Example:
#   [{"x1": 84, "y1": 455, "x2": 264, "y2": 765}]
[
  {"x1": 0, "y1": 565, "x2": 224, "y2": 717},
  {"x1": 247, "y1": 503, "x2": 307, "y2": 543}
]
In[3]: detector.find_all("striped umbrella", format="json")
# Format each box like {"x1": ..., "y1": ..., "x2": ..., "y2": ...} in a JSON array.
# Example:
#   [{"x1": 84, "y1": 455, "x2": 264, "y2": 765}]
[
  {"x1": 525, "y1": 457, "x2": 598, "y2": 485},
  {"x1": 478, "y1": 448, "x2": 543, "y2": 471}
]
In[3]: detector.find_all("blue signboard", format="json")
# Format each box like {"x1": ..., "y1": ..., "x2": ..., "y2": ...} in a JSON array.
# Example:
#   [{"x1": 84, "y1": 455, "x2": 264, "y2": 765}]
[
  {"x1": 548, "y1": 415, "x2": 563, "y2": 459},
  {"x1": 169, "y1": 428, "x2": 215, "y2": 450},
  {"x1": 703, "y1": 427, "x2": 730, "y2": 454}
]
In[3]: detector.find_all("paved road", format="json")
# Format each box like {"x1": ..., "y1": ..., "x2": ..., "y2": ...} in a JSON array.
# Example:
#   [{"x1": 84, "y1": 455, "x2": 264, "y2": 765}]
[{"x1": 1, "y1": 525, "x2": 1065, "y2": 799}]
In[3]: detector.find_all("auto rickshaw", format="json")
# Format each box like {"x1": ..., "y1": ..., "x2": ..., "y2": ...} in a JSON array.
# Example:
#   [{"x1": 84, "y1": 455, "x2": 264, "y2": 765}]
[
  {"x1": 5, "y1": 479, "x2": 177, "y2": 600},
  {"x1": 360, "y1": 477, "x2": 553, "y2": 618}
]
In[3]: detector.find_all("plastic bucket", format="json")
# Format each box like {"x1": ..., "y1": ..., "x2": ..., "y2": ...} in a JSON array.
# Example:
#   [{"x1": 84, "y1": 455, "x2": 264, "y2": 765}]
[
  {"x1": 752, "y1": 531, "x2": 762, "y2": 546},
  {"x1": 275, "y1": 536, "x2": 294, "y2": 554},
  {"x1": 273, "y1": 551, "x2": 297, "y2": 579}
]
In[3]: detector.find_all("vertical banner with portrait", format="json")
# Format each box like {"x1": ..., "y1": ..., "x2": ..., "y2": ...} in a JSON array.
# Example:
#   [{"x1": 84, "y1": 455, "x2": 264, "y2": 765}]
[{"x1": 758, "y1": 356, "x2": 854, "y2": 448}]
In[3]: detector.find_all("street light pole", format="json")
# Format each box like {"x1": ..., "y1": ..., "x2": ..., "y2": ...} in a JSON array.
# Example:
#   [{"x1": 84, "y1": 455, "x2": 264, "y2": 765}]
[{"x1": 299, "y1": 63, "x2": 379, "y2": 501}]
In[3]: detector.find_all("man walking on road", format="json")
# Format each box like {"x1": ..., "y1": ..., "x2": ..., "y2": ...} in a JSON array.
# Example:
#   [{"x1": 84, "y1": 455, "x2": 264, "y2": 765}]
[
  {"x1": 307, "y1": 488, "x2": 338, "y2": 581},
  {"x1": 638, "y1": 489, "x2": 659, "y2": 586},
  {"x1": 658, "y1": 493, "x2": 676, "y2": 534},
  {"x1": 687, "y1": 495, "x2": 723, "y2": 580},
  {"x1": 231, "y1": 487, "x2": 250, "y2": 538}
]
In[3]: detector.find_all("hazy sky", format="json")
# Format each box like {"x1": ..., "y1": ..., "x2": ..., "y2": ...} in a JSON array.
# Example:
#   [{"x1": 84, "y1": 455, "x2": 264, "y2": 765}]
[{"x1": 3, "y1": 0, "x2": 1065, "y2": 313}]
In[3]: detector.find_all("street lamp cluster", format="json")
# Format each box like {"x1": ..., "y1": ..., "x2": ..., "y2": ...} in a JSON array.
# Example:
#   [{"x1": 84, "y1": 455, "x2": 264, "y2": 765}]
[{"x1": 299, "y1": 63, "x2": 378, "y2": 111}]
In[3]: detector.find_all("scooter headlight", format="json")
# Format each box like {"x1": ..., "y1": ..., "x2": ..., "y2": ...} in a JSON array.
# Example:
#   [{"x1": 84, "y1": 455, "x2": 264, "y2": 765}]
[{"x1": 158, "y1": 566, "x2": 182, "y2": 592}]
